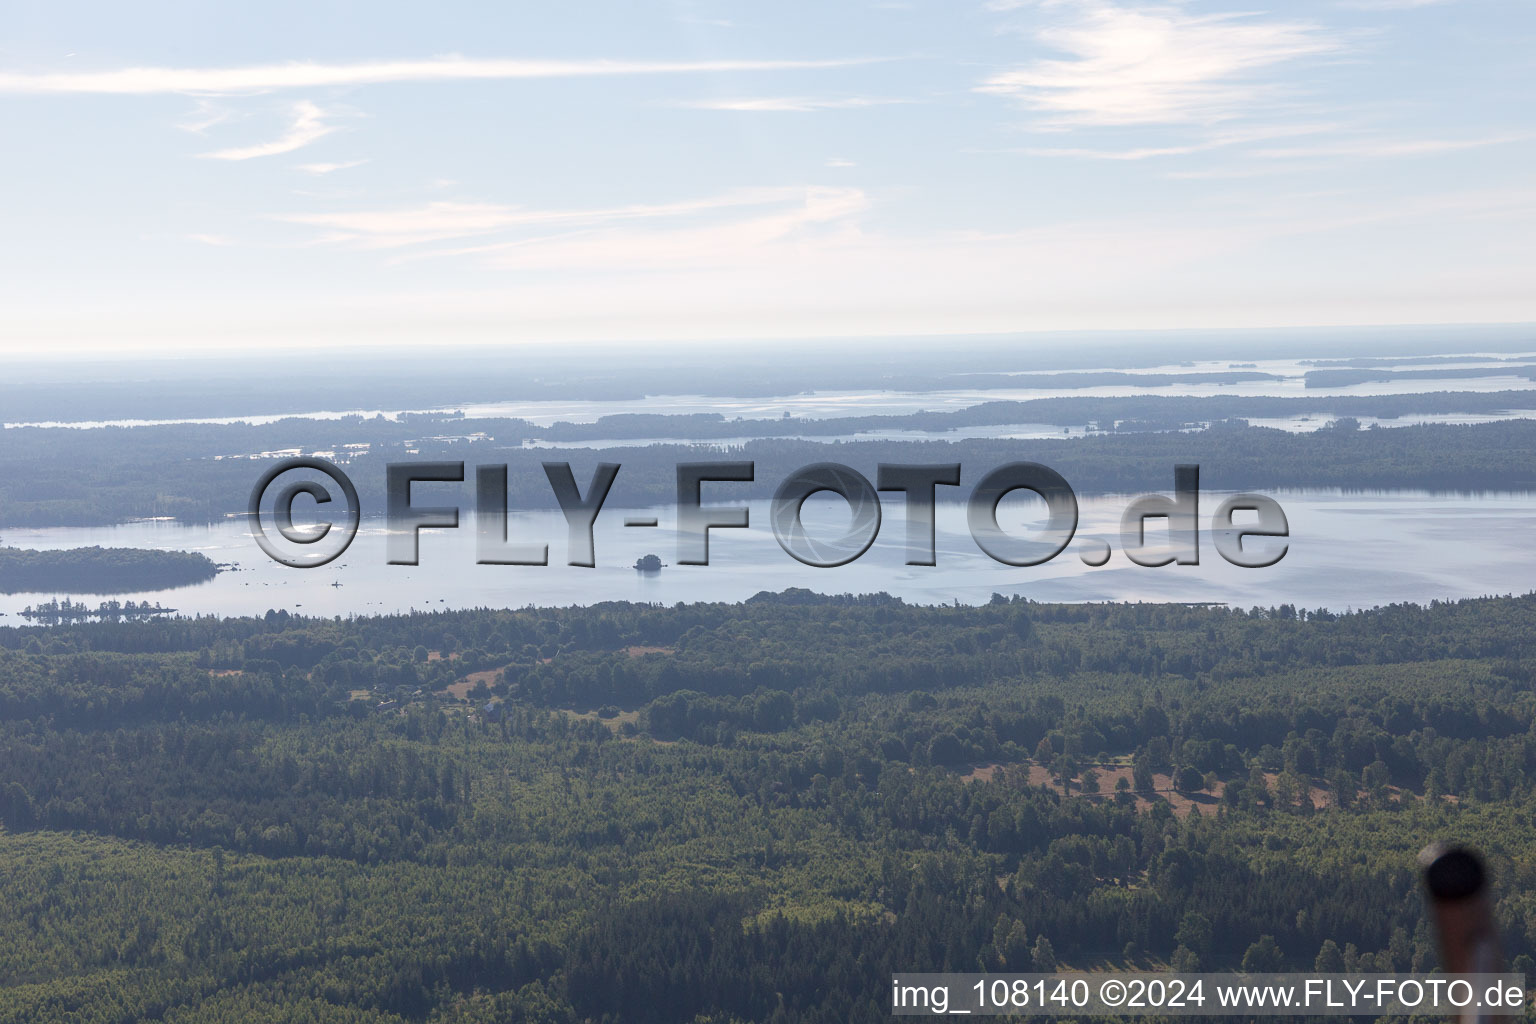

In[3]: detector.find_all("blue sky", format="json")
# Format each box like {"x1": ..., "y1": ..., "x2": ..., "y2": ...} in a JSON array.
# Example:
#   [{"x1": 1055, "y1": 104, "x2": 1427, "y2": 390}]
[{"x1": 1, "y1": 0, "x2": 1532, "y2": 353}]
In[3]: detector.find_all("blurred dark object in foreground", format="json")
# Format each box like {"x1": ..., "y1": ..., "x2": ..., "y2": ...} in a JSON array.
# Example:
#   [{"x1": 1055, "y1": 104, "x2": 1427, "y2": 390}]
[{"x1": 1421, "y1": 842, "x2": 1503, "y2": 1023}]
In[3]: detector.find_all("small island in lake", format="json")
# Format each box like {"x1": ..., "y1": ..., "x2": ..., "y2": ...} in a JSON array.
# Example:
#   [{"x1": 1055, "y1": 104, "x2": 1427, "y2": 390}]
[
  {"x1": 0, "y1": 546, "x2": 220, "y2": 595},
  {"x1": 633, "y1": 553, "x2": 664, "y2": 573},
  {"x1": 18, "y1": 598, "x2": 179, "y2": 624}
]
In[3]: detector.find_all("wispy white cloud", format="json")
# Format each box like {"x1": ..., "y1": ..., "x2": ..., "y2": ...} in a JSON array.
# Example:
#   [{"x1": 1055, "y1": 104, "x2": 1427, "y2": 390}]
[
  {"x1": 979, "y1": 3, "x2": 1348, "y2": 126},
  {"x1": 428, "y1": 187, "x2": 870, "y2": 272},
  {"x1": 975, "y1": 5, "x2": 1526, "y2": 179},
  {"x1": 1156, "y1": 131, "x2": 1530, "y2": 176},
  {"x1": 827, "y1": 157, "x2": 857, "y2": 167},
  {"x1": 185, "y1": 233, "x2": 235, "y2": 246},
  {"x1": 1164, "y1": 162, "x2": 1327, "y2": 180},
  {"x1": 0, "y1": 55, "x2": 884, "y2": 96},
  {"x1": 273, "y1": 187, "x2": 840, "y2": 249},
  {"x1": 271, "y1": 186, "x2": 872, "y2": 280},
  {"x1": 1011, "y1": 121, "x2": 1339, "y2": 160},
  {"x1": 679, "y1": 96, "x2": 908, "y2": 111},
  {"x1": 1250, "y1": 132, "x2": 1528, "y2": 160},
  {"x1": 296, "y1": 159, "x2": 368, "y2": 175},
  {"x1": 199, "y1": 100, "x2": 334, "y2": 160},
  {"x1": 176, "y1": 98, "x2": 234, "y2": 134},
  {"x1": 1337, "y1": 0, "x2": 1451, "y2": 10},
  {"x1": 1022, "y1": 142, "x2": 1212, "y2": 159}
]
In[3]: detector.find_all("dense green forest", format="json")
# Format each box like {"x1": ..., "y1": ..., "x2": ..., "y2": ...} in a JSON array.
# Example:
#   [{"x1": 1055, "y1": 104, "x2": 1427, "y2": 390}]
[
  {"x1": 3, "y1": 593, "x2": 1536, "y2": 1021},
  {"x1": 1305, "y1": 366, "x2": 1536, "y2": 388},
  {"x1": 8, "y1": 414, "x2": 1536, "y2": 526},
  {"x1": 522, "y1": 389, "x2": 1536, "y2": 440},
  {"x1": 1305, "y1": 355, "x2": 1535, "y2": 369},
  {"x1": 0, "y1": 546, "x2": 219, "y2": 595}
]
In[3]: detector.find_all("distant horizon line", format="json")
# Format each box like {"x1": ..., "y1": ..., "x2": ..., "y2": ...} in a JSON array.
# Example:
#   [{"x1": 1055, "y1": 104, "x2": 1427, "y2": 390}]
[{"x1": 3, "y1": 320, "x2": 1534, "y2": 366}]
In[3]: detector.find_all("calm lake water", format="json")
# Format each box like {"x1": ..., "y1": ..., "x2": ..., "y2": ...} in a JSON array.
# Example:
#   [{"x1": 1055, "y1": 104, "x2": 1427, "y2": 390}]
[{"x1": 1, "y1": 490, "x2": 1530, "y2": 621}]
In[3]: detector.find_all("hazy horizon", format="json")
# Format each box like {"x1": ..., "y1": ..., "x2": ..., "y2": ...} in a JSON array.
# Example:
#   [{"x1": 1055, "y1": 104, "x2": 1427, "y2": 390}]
[{"x1": 3, "y1": 0, "x2": 1533, "y2": 355}]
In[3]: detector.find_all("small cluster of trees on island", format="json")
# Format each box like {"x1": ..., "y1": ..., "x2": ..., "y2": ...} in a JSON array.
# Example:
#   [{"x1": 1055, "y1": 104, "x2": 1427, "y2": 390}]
[{"x1": 0, "y1": 544, "x2": 217, "y2": 594}]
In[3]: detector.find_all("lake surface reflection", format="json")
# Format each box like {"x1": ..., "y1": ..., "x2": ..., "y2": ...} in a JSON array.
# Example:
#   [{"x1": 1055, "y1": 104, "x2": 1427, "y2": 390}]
[{"x1": 0, "y1": 490, "x2": 1530, "y2": 621}]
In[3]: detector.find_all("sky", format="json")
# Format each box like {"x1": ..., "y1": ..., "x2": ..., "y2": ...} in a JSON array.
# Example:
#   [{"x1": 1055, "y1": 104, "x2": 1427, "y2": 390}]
[{"x1": 1, "y1": 0, "x2": 1533, "y2": 354}]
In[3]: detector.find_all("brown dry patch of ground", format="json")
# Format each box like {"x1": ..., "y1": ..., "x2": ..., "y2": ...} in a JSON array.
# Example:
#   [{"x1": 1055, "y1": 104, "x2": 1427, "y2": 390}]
[
  {"x1": 624, "y1": 645, "x2": 675, "y2": 657},
  {"x1": 965, "y1": 762, "x2": 1436, "y2": 816},
  {"x1": 1161, "y1": 788, "x2": 1223, "y2": 818},
  {"x1": 445, "y1": 667, "x2": 503, "y2": 701},
  {"x1": 347, "y1": 689, "x2": 371, "y2": 702},
  {"x1": 558, "y1": 708, "x2": 641, "y2": 733},
  {"x1": 1261, "y1": 770, "x2": 1334, "y2": 808},
  {"x1": 964, "y1": 762, "x2": 1224, "y2": 818},
  {"x1": 208, "y1": 669, "x2": 243, "y2": 677},
  {"x1": 1261, "y1": 772, "x2": 1422, "y2": 809},
  {"x1": 426, "y1": 651, "x2": 460, "y2": 662}
]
